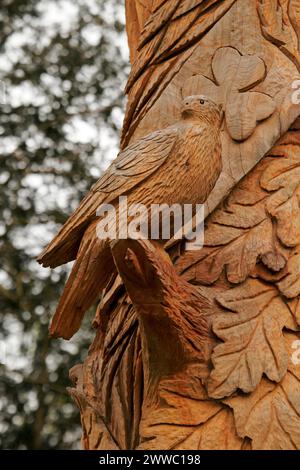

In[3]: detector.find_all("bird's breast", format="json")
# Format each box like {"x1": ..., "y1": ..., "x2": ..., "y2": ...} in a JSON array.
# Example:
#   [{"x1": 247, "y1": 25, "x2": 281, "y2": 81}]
[
  {"x1": 170, "y1": 127, "x2": 222, "y2": 204},
  {"x1": 127, "y1": 125, "x2": 221, "y2": 208}
]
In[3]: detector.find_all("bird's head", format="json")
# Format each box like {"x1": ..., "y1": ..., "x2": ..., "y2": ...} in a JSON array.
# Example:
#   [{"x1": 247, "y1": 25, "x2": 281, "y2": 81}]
[{"x1": 181, "y1": 95, "x2": 223, "y2": 127}]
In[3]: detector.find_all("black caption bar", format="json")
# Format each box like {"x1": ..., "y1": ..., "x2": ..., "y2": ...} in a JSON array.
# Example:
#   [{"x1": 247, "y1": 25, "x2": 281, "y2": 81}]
[{"x1": 0, "y1": 450, "x2": 299, "y2": 467}]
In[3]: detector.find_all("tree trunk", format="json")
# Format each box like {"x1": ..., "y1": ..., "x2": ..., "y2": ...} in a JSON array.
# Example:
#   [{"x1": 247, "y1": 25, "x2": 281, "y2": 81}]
[{"x1": 65, "y1": 0, "x2": 300, "y2": 449}]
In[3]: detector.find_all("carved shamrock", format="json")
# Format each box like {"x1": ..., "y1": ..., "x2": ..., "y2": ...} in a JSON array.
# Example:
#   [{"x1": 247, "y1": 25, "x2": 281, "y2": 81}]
[{"x1": 182, "y1": 47, "x2": 276, "y2": 141}]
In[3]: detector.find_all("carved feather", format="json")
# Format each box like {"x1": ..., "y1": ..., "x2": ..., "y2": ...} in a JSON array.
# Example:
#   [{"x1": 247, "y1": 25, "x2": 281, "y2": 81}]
[{"x1": 38, "y1": 127, "x2": 178, "y2": 267}]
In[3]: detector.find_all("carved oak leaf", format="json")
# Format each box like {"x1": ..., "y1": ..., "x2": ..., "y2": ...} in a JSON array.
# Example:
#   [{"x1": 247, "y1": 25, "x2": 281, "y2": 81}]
[
  {"x1": 138, "y1": 367, "x2": 244, "y2": 450},
  {"x1": 176, "y1": 160, "x2": 287, "y2": 285},
  {"x1": 287, "y1": 298, "x2": 300, "y2": 329},
  {"x1": 277, "y1": 247, "x2": 300, "y2": 302},
  {"x1": 176, "y1": 142, "x2": 300, "y2": 287},
  {"x1": 207, "y1": 279, "x2": 296, "y2": 399},
  {"x1": 182, "y1": 47, "x2": 276, "y2": 141},
  {"x1": 261, "y1": 146, "x2": 300, "y2": 247},
  {"x1": 225, "y1": 333, "x2": 300, "y2": 450},
  {"x1": 178, "y1": 218, "x2": 281, "y2": 285}
]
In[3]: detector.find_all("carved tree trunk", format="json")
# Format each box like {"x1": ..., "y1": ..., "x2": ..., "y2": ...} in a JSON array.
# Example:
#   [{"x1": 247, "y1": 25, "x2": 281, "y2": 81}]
[{"x1": 67, "y1": 0, "x2": 300, "y2": 450}]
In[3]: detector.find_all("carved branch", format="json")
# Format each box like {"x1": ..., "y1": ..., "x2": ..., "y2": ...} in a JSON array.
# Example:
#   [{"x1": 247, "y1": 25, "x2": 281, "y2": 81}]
[{"x1": 111, "y1": 239, "x2": 213, "y2": 395}]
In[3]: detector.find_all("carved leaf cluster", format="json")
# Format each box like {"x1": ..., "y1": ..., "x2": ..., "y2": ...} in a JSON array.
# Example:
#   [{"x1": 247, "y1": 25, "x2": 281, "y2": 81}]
[
  {"x1": 177, "y1": 145, "x2": 300, "y2": 287},
  {"x1": 208, "y1": 279, "x2": 294, "y2": 399},
  {"x1": 139, "y1": 367, "x2": 244, "y2": 450},
  {"x1": 225, "y1": 333, "x2": 300, "y2": 449},
  {"x1": 176, "y1": 138, "x2": 300, "y2": 419}
]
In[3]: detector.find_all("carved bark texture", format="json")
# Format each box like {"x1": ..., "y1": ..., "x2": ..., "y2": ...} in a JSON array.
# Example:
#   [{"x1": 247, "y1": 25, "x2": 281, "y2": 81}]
[{"x1": 63, "y1": 0, "x2": 300, "y2": 449}]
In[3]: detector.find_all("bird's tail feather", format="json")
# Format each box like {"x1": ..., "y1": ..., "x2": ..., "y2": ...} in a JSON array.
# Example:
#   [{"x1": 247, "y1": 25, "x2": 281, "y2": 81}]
[{"x1": 49, "y1": 232, "x2": 113, "y2": 340}]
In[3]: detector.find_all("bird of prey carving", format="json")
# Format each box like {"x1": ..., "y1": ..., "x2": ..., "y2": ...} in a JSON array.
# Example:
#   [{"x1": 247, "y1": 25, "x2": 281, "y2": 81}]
[{"x1": 38, "y1": 95, "x2": 223, "y2": 340}]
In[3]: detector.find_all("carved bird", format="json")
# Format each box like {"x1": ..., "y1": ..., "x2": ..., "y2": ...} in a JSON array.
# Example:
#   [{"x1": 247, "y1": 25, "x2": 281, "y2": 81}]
[{"x1": 38, "y1": 95, "x2": 223, "y2": 339}]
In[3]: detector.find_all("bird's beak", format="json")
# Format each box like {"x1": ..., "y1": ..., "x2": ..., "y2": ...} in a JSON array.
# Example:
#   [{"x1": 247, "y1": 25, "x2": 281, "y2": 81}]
[{"x1": 181, "y1": 104, "x2": 193, "y2": 117}]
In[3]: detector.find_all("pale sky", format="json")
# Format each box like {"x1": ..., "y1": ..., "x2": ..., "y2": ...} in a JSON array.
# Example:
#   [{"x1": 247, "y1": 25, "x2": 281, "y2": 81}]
[{"x1": 0, "y1": 1, "x2": 129, "y2": 435}]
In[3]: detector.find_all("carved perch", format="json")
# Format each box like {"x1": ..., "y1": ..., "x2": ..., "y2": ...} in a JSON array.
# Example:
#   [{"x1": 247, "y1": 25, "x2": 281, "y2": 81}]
[{"x1": 111, "y1": 239, "x2": 213, "y2": 395}]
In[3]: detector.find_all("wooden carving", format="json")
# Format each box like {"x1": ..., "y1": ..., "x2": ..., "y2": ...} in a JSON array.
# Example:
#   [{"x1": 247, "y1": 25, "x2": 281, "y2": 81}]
[
  {"x1": 38, "y1": 94, "x2": 222, "y2": 339},
  {"x1": 39, "y1": 0, "x2": 300, "y2": 450}
]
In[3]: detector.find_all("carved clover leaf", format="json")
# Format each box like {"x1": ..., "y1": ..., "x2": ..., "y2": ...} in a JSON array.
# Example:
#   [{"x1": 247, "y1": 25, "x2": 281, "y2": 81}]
[{"x1": 182, "y1": 47, "x2": 276, "y2": 141}]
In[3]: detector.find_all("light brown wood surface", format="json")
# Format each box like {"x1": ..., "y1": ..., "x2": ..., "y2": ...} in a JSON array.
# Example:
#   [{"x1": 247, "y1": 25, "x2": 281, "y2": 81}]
[
  {"x1": 40, "y1": 0, "x2": 300, "y2": 449},
  {"x1": 38, "y1": 95, "x2": 222, "y2": 339}
]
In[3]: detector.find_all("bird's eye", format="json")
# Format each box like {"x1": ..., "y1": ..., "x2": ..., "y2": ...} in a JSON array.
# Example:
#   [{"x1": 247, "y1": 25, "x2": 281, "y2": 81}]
[{"x1": 199, "y1": 99, "x2": 205, "y2": 105}]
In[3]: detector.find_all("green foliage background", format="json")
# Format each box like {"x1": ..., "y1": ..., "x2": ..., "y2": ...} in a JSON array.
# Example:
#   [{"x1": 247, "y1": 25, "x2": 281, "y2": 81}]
[{"x1": 0, "y1": 0, "x2": 128, "y2": 449}]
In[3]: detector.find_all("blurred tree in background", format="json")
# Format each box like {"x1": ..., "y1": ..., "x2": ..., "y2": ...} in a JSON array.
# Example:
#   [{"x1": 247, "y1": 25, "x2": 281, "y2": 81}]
[{"x1": 0, "y1": 0, "x2": 128, "y2": 449}]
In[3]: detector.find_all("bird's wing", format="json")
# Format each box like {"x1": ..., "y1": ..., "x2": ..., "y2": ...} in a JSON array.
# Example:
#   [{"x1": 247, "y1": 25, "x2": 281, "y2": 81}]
[
  {"x1": 38, "y1": 126, "x2": 179, "y2": 267},
  {"x1": 93, "y1": 125, "x2": 178, "y2": 195}
]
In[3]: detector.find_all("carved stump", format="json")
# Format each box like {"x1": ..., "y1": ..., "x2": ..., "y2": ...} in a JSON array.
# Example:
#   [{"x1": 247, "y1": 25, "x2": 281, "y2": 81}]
[{"x1": 46, "y1": 0, "x2": 300, "y2": 450}]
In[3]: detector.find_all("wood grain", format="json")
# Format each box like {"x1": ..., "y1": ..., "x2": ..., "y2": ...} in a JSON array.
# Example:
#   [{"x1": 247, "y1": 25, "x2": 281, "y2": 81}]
[{"x1": 39, "y1": 0, "x2": 300, "y2": 450}]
